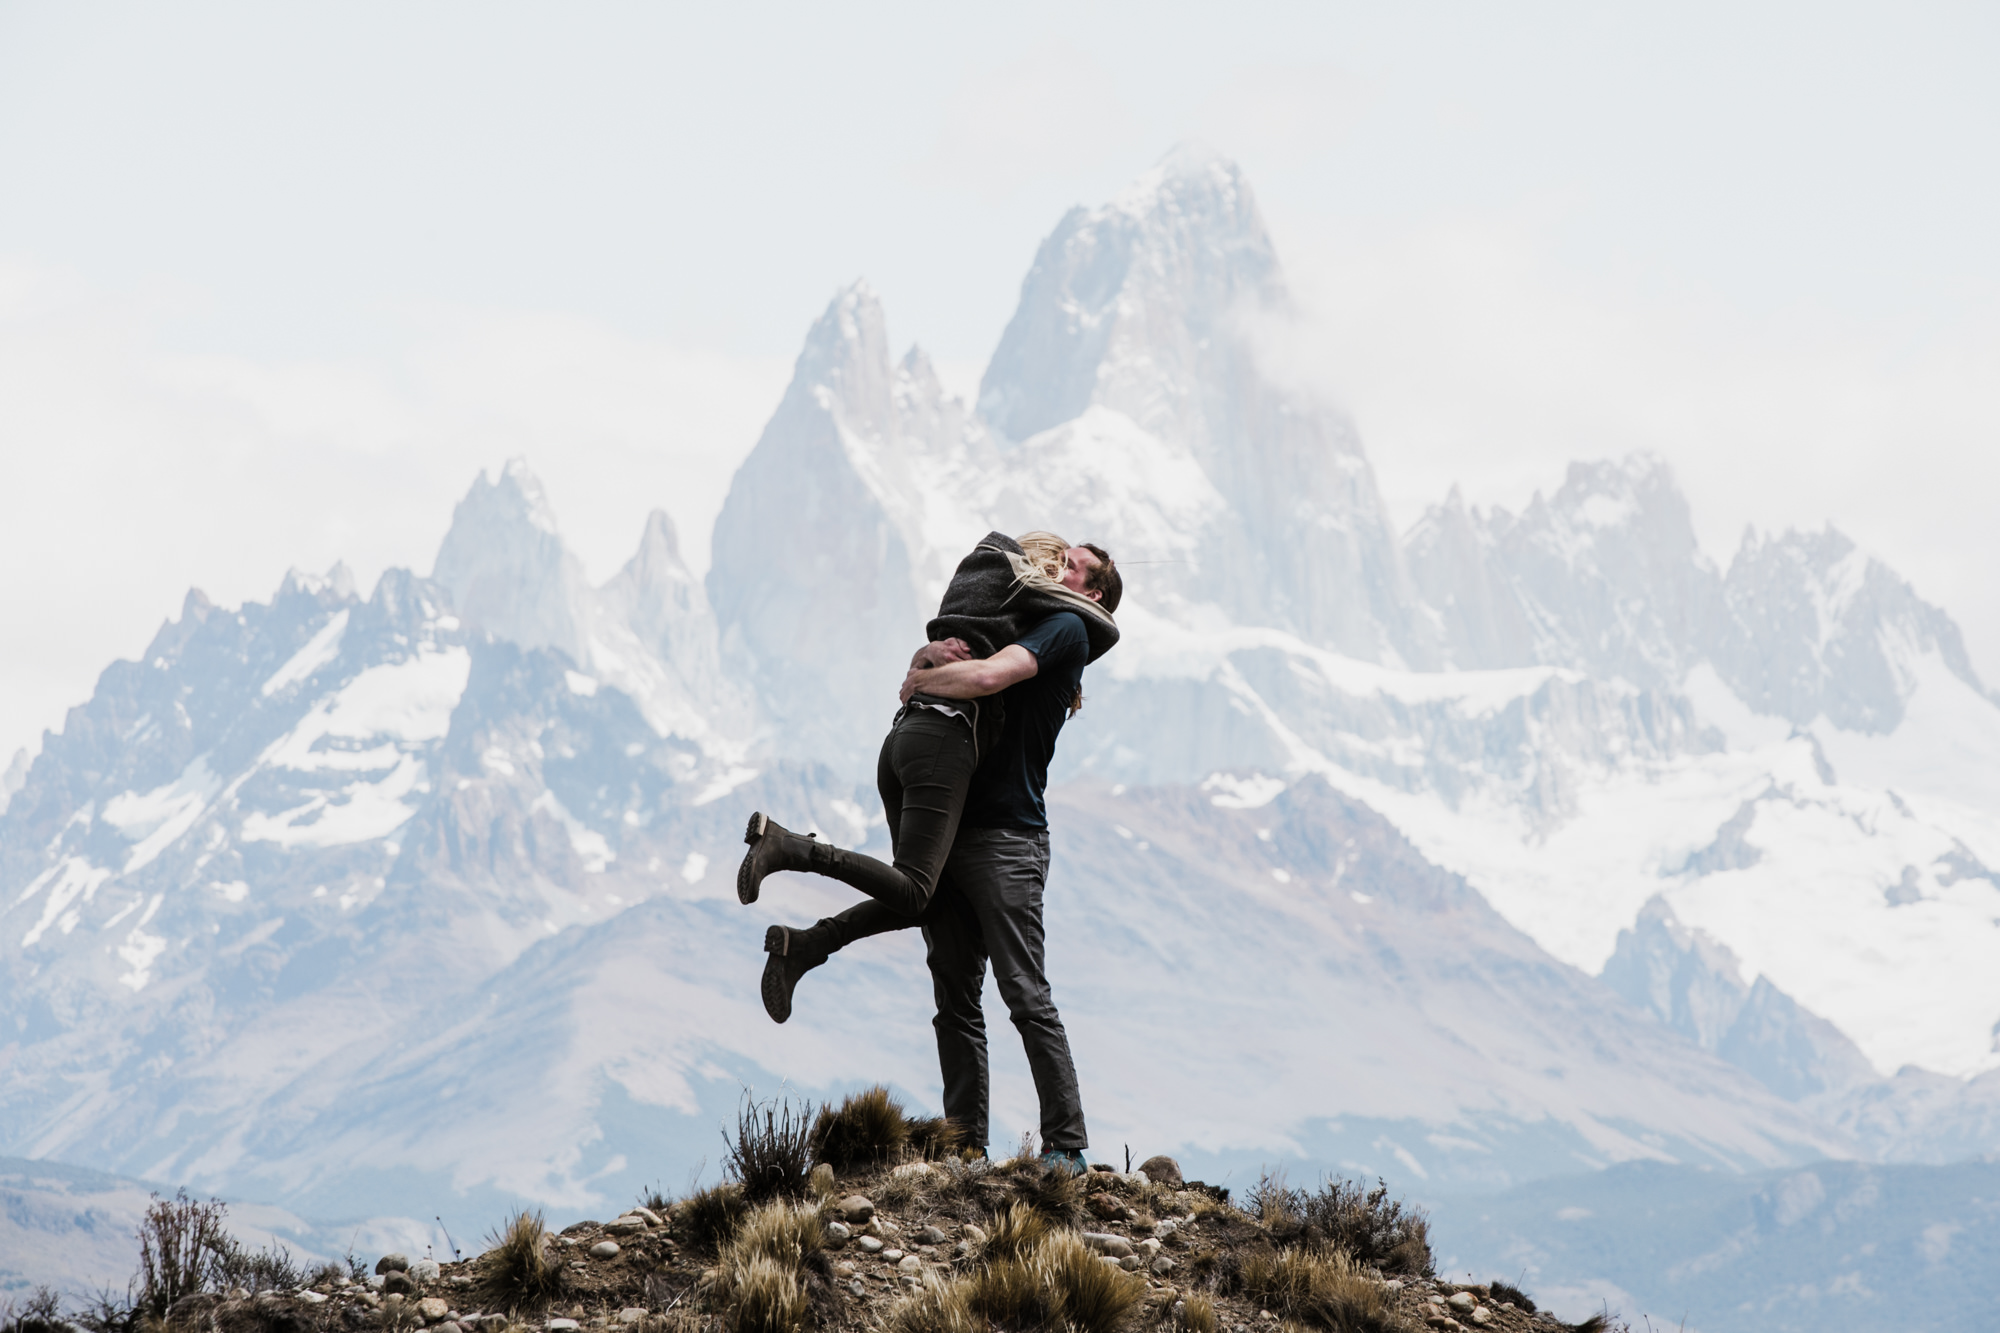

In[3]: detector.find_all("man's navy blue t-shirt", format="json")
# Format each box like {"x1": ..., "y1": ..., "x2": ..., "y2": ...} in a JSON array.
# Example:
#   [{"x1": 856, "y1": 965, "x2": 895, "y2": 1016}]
[{"x1": 958, "y1": 611, "x2": 1089, "y2": 831}]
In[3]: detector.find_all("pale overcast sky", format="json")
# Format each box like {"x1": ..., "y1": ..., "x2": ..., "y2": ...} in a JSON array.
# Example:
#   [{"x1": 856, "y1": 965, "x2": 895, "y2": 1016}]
[{"x1": 2, "y1": 1, "x2": 1996, "y2": 760}]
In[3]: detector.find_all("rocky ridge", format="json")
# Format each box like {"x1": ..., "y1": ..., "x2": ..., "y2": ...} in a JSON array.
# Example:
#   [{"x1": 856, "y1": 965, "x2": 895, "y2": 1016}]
[{"x1": 105, "y1": 1154, "x2": 1596, "y2": 1333}]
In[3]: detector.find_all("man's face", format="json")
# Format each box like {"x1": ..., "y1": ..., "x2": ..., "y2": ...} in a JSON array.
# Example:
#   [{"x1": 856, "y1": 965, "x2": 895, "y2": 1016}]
[{"x1": 1061, "y1": 546, "x2": 1102, "y2": 601}]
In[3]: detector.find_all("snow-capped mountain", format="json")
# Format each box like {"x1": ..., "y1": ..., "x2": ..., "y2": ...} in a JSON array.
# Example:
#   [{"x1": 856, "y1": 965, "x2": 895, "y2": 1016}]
[{"x1": 5, "y1": 147, "x2": 2000, "y2": 1243}]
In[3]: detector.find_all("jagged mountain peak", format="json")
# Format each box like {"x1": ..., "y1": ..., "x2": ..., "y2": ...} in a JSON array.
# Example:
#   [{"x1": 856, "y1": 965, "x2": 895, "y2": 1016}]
[
  {"x1": 431, "y1": 459, "x2": 591, "y2": 663},
  {"x1": 978, "y1": 147, "x2": 1283, "y2": 448}
]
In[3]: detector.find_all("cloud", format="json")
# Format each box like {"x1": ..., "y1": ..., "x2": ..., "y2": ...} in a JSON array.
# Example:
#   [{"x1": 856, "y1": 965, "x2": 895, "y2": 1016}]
[
  {"x1": 0, "y1": 262, "x2": 789, "y2": 760},
  {"x1": 1255, "y1": 206, "x2": 2000, "y2": 678},
  {"x1": 915, "y1": 42, "x2": 1141, "y2": 201},
  {"x1": 1190, "y1": 63, "x2": 1366, "y2": 164}
]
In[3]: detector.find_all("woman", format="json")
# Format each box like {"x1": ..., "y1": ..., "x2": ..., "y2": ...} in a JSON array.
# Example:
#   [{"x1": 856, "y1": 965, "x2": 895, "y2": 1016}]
[{"x1": 734, "y1": 531, "x2": 1120, "y2": 1020}]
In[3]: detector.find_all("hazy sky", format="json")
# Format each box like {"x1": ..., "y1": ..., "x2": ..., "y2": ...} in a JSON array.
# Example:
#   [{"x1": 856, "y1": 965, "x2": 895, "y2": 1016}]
[{"x1": 2, "y1": 1, "x2": 1996, "y2": 761}]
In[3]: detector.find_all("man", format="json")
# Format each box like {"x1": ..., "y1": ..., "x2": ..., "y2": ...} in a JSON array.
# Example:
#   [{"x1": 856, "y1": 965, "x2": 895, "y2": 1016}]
[{"x1": 760, "y1": 544, "x2": 1122, "y2": 1169}]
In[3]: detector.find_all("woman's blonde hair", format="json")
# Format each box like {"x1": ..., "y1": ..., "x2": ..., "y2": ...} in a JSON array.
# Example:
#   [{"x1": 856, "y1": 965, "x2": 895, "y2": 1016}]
[{"x1": 1014, "y1": 531, "x2": 1070, "y2": 584}]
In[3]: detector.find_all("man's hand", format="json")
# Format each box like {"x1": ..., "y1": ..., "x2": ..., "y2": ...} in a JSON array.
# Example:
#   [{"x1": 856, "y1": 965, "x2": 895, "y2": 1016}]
[
  {"x1": 901, "y1": 644, "x2": 1038, "y2": 704},
  {"x1": 910, "y1": 638, "x2": 974, "y2": 669}
]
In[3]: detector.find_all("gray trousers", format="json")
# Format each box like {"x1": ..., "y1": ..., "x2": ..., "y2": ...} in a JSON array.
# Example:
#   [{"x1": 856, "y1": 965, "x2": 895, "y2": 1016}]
[{"x1": 920, "y1": 826, "x2": 1088, "y2": 1154}]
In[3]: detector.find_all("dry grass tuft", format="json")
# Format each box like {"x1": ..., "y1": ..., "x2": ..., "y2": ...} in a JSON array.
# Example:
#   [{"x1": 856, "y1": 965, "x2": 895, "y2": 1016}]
[
  {"x1": 675, "y1": 1182, "x2": 750, "y2": 1256},
  {"x1": 1179, "y1": 1291, "x2": 1218, "y2": 1333},
  {"x1": 1237, "y1": 1247, "x2": 1409, "y2": 1333},
  {"x1": 977, "y1": 1203, "x2": 1051, "y2": 1264},
  {"x1": 809, "y1": 1086, "x2": 911, "y2": 1171},
  {"x1": 477, "y1": 1210, "x2": 565, "y2": 1312},
  {"x1": 904, "y1": 1115, "x2": 965, "y2": 1162},
  {"x1": 721, "y1": 1201, "x2": 825, "y2": 1272},
  {"x1": 1005, "y1": 1159, "x2": 1086, "y2": 1226},
  {"x1": 887, "y1": 1228, "x2": 1141, "y2": 1333},
  {"x1": 712, "y1": 1256, "x2": 808, "y2": 1333},
  {"x1": 727, "y1": 1095, "x2": 818, "y2": 1203},
  {"x1": 1245, "y1": 1171, "x2": 1305, "y2": 1233}
]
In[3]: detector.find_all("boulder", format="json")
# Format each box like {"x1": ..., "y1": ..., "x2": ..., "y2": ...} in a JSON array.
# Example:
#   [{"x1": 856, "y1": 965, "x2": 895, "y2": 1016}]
[
  {"x1": 838, "y1": 1195, "x2": 876, "y2": 1224},
  {"x1": 376, "y1": 1255, "x2": 411, "y2": 1276},
  {"x1": 1138, "y1": 1155, "x2": 1184, "y2": 1188}
]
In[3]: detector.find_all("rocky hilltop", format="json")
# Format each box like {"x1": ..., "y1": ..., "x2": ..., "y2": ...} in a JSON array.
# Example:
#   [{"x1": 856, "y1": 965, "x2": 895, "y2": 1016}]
[{"x1": 5, "y1": 1092, "x2": 1610, "y2": 1333}]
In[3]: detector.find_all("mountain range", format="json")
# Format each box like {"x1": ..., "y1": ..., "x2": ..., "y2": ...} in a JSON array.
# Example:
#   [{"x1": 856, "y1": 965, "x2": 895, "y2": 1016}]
[{"x1": 6, "y1": 146, "x2": 1999, "y2": 1327}]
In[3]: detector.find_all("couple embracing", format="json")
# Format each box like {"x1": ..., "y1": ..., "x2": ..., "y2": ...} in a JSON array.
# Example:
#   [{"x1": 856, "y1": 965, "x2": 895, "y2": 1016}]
[{"x1": 734, "y1": 532, "x2": 1122, "y2": 1174}]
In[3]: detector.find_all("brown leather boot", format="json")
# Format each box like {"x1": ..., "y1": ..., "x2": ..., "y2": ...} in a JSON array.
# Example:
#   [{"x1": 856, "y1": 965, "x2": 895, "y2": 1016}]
[
  {"x1": 737, "y1": 812, "x2": 818, "y2": 904},
  {"x1": 761, "y1": 923, "x2": 832, "y2": 1024}
]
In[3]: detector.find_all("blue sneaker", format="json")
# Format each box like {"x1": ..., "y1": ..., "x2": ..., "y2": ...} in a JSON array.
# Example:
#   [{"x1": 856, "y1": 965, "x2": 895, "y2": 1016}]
[{"x1": 1039, "y1": 1148, "x2": 1087, "y2": 1176}]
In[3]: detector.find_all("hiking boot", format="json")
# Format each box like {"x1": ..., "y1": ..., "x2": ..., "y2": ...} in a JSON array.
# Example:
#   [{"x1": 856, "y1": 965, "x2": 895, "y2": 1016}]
[
  {"x1": 761, "y1": 923, "x2": 831, "y2": 1024},
  {"x1": 1039, "y1": 1148, "x2": 1087, "y2": 1176},
  {"x1": 737, "y1": 812, "x2": 818, "y2": 905}
]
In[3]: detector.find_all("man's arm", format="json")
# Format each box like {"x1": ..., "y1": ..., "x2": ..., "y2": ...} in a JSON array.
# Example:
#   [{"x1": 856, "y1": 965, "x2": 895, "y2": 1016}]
[
  {"x1": 910, "y1": 637, "x2": 973, "y2": 669},
  {"x1": 901, "y1": 644, "x2": 1037, "y2": 703}
]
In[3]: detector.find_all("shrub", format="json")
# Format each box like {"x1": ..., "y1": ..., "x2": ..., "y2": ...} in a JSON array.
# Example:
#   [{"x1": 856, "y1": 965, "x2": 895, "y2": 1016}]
[
  {"x1": 138, "y1": 1191, "x2": 231, "y2": 1317},
  {"x1": 211, "y1": 1237, "x2": 306, "y2": 1294},
  {"x1": 1245, "y1": 1171, "x2": 1306, "y2": 1234},
  {"x1": 0, "y1": 1287, "x2": 64, "y2": 1333},
  {"x1": 676, "y1": 1182, "x2": 750, "y2": 1255},
  {"x1": 1297, "y1": 1179, "x2": 1433, "y2": 1278},
  {"x1": 478, "y1": 1209, "x2": 565, "y2": 1311},
  {"x1": 1487, "y1": 1280, "x2": 1535, "y2": 1313},
  {"x1": 809, "y1": 1087, "x2": 909, "y2": 1172},
  {"x1": 70, "y1": 1287, "x2": 140, "y2": 1333},
  {"x1": 727, "y1": 1095, "x2": 817, "y2": 1203},
  {"x1": 1237, "y1": 1247, "x2": 1404, "y2": 1333}
]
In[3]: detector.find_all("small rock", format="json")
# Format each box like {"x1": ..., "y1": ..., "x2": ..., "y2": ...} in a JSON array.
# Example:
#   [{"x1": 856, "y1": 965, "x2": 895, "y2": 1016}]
[
  {"x1": 881, "y1": 1248, "x2": 905, "y2": 1263},
  {"x1": 1150, "y1": 1256, "x2": 1175, "y2": 1276},
  {"x1": 961, "y1": 1223, "x2": 988, "y2": 1245},
  {"x1": 1469, "y1": 1310, "x2": 1492, "y2": 1327},
  {"x1": 547, "y1": 1322, "x2": 580, "y2": 1332},
  {"x1": 617, "y1": 1309, "x2": 646, "y2": 1325},
  {"x1": 376, "y1": 1255, "x2": 411, "y2": 1276},
  {"x1": 630, "y1": 1207, "x2": 664, "y2": 1227},
  {"x1": 838, "y1": 1195, "x2": 876, "y2": 1224},
  {"x1": 897, "y1": 1255, "x2": 923, "y2": 1276},
  {"x1": 865, "y1": 1216, "x2": 899, "y2": 1238},
  {"x1": 412, "y1": 1260, "x2": 442, "y2": 1282},
  {"x1": 418, "y1": 1298, "x2": 450, "y2": 1322},
  {"x1": 358, "y1": 1293, "x2": 383, "y2": 1310},
  {"x1": 1137, "y1": 1155, "x2": 1184, "y2": 1188},
  {"x1": 1119, "y1": 1254, "x2": 1144, "y2": 1272},
  {"x1": 1098, "y1": 1256, "x2": 1123, "y2": 1269},
  {"x1": 1139, "y1": 1238, "x2": 1163, "y2": 1256},
  {"x1": 436, "y1": 1323, "x2": 462, "y2": 1333},
  {"x1": 953, "y1": 1241, "x2": 973, "y2": 1259},
  {"x1": 383, "y1": 1295, "x2": 405, "y2": 1310},
  {"x1": 1086, "y1": 1191, "x2": 1127, "y2": 1220},
  {"x1": 1256, "y1": 1311, "x2": 1277, "y2": 1322},
  {"x1": 890, "y1": 1162, "x2": 933, "y2": 1180},
  {"x1": 367, "y1": 1276, "x2": 388, "y2": 1291},
  {"x1": 298, "y1": 1292, "x2": 328, "y2": 1305},
  {"x1": 834, "y1": 1262, "x2": 857, "y2": 1278},
  {"x1": 590, "y1": 1240, "x2": 621, "y2": 1259},
  {"x1": 857, "y1": 1236, "x2": 884, "y2": 1255},
  {"x1": 479, "y1": 1317, "x2": 507, "y2": 1333},
  {"x1": 383, "y1": 1273, "x2": 420, "y2": 1297},
  {"x1": 825, "y1": 1221, "x2": 852, "y2": 1244},
  {"x1": 449, "y1": 1276, "x2": 474, "y2": 1289},
  {"x1": 603, "y1": 1218, "x2": 645, "y2": 1236},
  {"x1": 848, "y1": 1280, "x2": 866, "y2": 1297},
  {"x1": 1384, "y1": 1280, "x2": 1403, "y2": 1292},
  {"x1": 1081, "y1": 1232, "x2": 1135, "y2": 1258},
  {"x1": 557, "y1": 1236, "x2": 579, "y2": 1248},
  {"x1": 1448, "y1": 1293, "x2": 1475, "y2": 1313},
  {"x1": 915, "y1": 1225, "x2": 949, "y2": 1245},
  {"x1": 1153, "y1": 1219, "x2": 1178, "y2": 1240}
]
